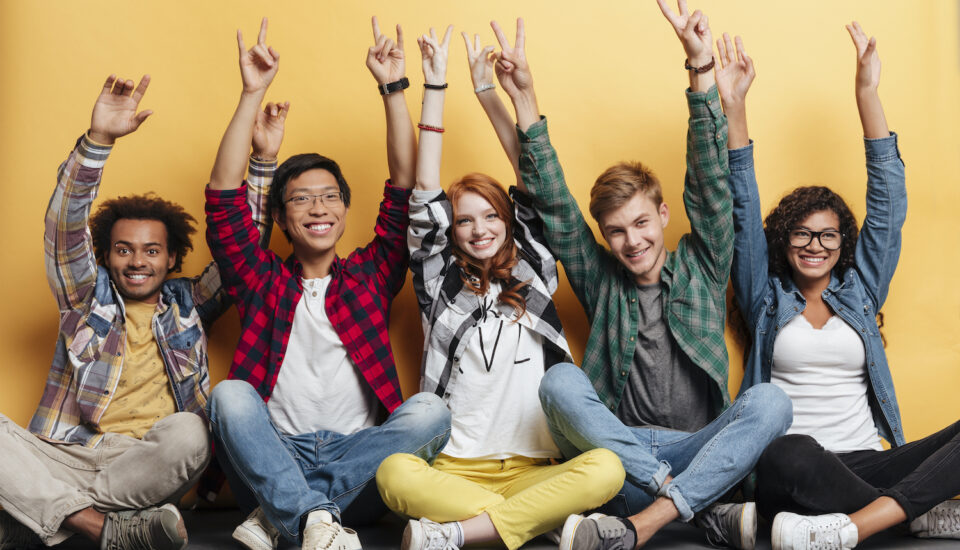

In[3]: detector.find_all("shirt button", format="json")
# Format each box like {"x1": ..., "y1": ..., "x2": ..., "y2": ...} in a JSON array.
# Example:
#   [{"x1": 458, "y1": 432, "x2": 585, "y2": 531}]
[
  {"x1": 882, "y1": 399, "x2": 887, "y2": 404},
  {"x1": 631, "y1": 298, "x2": 636, "y2": 303},
  {"x1": 793, "y1": 306, "x2": 798, "y2": 312},
  {"x1": 103, "y1": 390, "x2": 110, "y2": 395},
  {"x1": 116, "y1": 352, "x2": 121, "y2": 356},
  {"x1": 312, "y1": 291, "x2": 317, "y2": 297},
  {"x1": 630, "y1": 336, "x2": 635, "y2": 341},
  {"x1": 620, "y1": 370, "x2": 627, "y2": 376}
]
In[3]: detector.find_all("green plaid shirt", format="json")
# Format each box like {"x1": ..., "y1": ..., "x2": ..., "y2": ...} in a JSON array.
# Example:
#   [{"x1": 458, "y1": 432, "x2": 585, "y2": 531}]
[{"x1": 518, "y1": 86, "x2": 732, "y2": 414}]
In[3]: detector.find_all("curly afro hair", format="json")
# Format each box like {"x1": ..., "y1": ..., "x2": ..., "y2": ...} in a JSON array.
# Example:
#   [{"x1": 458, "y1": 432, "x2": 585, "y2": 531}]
[
  {"x1": 89, "y1": 194, "x2": 196, "y2": 273},
  {"x1": 764, "y1": 186, "x2": 859, "y2": 280}
]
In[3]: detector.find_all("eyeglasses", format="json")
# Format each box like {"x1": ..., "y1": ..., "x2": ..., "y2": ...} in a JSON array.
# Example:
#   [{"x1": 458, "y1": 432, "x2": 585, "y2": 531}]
[
  {"x1": 788, "y1": 229, "x2": 843, "y2": 250},
  {"x1": 284, "y1": 192, "x2": 344, "y2": 209}
]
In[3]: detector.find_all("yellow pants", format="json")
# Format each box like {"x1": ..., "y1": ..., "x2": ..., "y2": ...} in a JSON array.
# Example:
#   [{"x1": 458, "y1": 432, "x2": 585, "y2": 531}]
[{"x1": 376, "y1": 449, "x2": 625, "y2": 550}]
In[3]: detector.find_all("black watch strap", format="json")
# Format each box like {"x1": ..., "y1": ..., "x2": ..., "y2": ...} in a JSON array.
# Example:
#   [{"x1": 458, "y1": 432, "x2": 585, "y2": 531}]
[{"x1": 378, "y1": 77, "x2": 410, "y2": 95}]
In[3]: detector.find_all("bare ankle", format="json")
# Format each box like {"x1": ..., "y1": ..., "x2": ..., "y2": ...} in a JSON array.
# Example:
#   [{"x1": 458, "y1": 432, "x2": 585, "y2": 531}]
[{"x1": 63, "y1": 507, "x2": 105, "y2": 542}]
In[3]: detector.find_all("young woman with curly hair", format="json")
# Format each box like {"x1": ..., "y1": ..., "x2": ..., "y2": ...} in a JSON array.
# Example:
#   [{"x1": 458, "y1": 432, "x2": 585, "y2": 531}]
[
  {"x1": 720, "y1": 22, "x2": 960, "y2": 550},
  {"x1": 375, "y1": 21, "x2": 624, "y2": 550}
]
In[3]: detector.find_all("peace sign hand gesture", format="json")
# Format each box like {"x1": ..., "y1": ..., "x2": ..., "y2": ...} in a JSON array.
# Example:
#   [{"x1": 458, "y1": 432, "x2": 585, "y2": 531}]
[
  {"x1": 418, "y1": 26, "x2": 453, "y2": 86},
  {"x1": 238, "y1": 17, "x2": 280, "y2": 95},
  {"x1": 657, "y1": 0, "x2": 713, "y2": 67},
  {"x1": 89, "y1": 74, "x2": 153, "y2": 145},
  {"x1": 367, "y1": 16, "x2": 406, "y2": 85},
  {"x1": 491, "y1": 18, "x2": 533, "y2": 99},
  {"x1": 462, "y1": 32, "x2": 496, "y2": 90}
]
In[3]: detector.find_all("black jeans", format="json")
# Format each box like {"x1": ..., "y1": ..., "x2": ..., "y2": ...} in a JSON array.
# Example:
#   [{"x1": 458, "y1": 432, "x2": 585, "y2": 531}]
[{"x1": 756, "y1": 420, "x2": 960, "y2": 522}]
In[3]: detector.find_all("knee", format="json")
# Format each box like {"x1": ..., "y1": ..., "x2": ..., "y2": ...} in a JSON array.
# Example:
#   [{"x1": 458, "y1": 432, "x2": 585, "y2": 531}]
[
  {"x1": 742, "y1": 383, "x2": 793, "y2": 435},
  {"x1": 581, "y1": 448, "x2": 627, "y2": 497},
  {"x1": 148, "y1": 412, "x2": 212, "y2": 475},
  {"x1": 376, "y1": 453, "x2": 426, "y2": 505},
  {"x1": 208, "y1": 380, "x2": 261, "y2": 430},
  {"x1": 392, "y1": 392, "x2": 451, "y2": 442},
  {"x1": 539, "y1": 362, "x2": 585, "y2": 410},
  {"x1": 757, "y1": 434, "x2": 819, "y2": 482}
]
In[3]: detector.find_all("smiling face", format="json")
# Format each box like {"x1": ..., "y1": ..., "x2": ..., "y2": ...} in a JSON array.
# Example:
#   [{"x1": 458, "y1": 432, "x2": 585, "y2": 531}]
[
  {"x1": 106, "y1": 218, "x2": 176, "y2": 303},
  {"x1": 786, "y1": 209, "x2": 842, "y2": 288},
  {"x1": 452, "y1": 191, "x2": 508, "y2": 267},
  {"x1": 273, "y1": 168, "x2": 347, "y2": 261},
  {"x1": 599, "y1": 192, "x2": 670, "y2": 285}
]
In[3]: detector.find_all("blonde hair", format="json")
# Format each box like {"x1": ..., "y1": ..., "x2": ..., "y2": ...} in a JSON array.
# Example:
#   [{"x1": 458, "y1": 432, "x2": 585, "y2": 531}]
[{"x1": 589, "y1": 161, "x2": 663, "y2": 222}]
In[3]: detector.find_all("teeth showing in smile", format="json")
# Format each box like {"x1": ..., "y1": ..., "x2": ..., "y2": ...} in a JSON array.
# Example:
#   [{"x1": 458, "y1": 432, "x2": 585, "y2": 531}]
[
  {"x1": 801, "y1": 256, "x2": 826, "y2": 264},
  {"x1": 127, "y1": 274, "x2": 148, "y2": 280},
  {"x1": 307, "y1": 223, "x2": 332, "y2": 232},
  {"x1": 626, "y1": 249, "x2": 647, "y2": 258},
  {"x1": 471, "y1": 238, "x2": 493, "y2": 246}
]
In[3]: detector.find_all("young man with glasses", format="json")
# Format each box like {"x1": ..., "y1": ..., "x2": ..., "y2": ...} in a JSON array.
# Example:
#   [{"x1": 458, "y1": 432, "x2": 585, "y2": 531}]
[{"x1": 203, "y1": 18, "x2": 450, "y2": 550}]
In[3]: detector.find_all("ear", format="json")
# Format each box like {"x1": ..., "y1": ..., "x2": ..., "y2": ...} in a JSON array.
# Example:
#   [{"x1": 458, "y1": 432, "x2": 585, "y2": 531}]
[
  {"x1": 272, "y1": 208, "x2": 286, "y2": 232},
  {"x1": 659, "y1": 202, "x2": 670, "y2": 228},
  {"x1": 167, "y1": 253, "x2": 176, "y2": 271}
]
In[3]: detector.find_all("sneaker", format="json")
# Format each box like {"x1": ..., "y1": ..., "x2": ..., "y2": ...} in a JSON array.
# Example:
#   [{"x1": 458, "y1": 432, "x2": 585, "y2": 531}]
[
  {"x1": 401, "y1": 518, "x2": 461, "y2": 550},
  {"x1": 0, "y1": 511, "x2": 41, "y2": 549},
  {"x1": 232, "y1": 507, "x2": 279, "y2": 550},
  {"x1": 771, "y1": 512, "x2": 858, "y2": 550},
  {"x1": 694, "y1": 502, "x2": 757, "y2": 549},
  {"x1": 910, "y1": 499, "x2": 960, "y2": 539},
  {"x1": 99, "y1": 503, "x2": 187, "y2": 550},
  {"x1": 302, "y1": 510, "x2": 359, "y2": 550},
  {"x1": 559, "y1": 513, "x2": 635, "y2": 550}
]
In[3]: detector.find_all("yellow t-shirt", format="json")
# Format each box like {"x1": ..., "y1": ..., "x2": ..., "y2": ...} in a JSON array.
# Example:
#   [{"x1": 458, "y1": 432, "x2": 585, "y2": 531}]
[{"x1": 98, "y1": 299, "x2": 177, "y2": 439}]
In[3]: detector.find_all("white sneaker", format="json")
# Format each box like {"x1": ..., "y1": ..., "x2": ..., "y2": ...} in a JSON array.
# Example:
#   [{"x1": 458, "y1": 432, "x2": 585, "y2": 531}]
[
  {"x1": 910, "y1": 500, "x2": 960, "y2": 539},
  {"x1": 401, "y1": 518, "x2": 460, "y2": 550},
  {"x1": 771, "y1": 512, "x2": 858, "y2": 550},
  {"x1": 232, "y1": 508, "x2": 279, "y2": 550},
  {"x1": 302, "y1": 510, "x2": 361, "y2": 550}
]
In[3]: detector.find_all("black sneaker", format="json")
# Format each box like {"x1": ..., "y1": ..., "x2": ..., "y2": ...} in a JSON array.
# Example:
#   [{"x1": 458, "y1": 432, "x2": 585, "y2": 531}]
[
  {"x1": 694, "y1": 502, "x2": 757, "y2": 549},
  {"x1": 99, "y1": 503, "x2": 187, "y2": 550}
]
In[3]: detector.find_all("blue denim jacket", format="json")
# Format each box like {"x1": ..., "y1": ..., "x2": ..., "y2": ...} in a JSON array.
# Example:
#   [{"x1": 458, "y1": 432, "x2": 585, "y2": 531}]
[{"x1": 728, "y1": 134, "x2": 906, "y2": 447}]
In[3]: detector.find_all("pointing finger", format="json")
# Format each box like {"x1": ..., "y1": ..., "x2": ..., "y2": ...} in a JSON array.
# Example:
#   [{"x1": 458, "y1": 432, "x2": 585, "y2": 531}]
[
  {"x1": 372, "y1": 16, "x2": 382, "y2": 40},
  {"x1": 257, "y1": 17, "x2": 268, "y2": 45}
]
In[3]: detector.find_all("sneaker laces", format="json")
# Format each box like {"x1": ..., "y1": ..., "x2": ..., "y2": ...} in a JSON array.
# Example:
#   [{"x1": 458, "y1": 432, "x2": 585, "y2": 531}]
[
  {"x1": 420, "y1": 520, "x2": 459, "y2": 550},
  {"x1": 303, "y1": 521, "x2": 343, "y2": 550},
  {"x1": 595, "y1": 518, "x2": 629, "y2": 550},
  {"x1": 806, "y1": 515, "x2": 851, "y2": 550},
  {"x1": 104, "y1": 509, "x2": 169, "y2": 550},
  {"x1": 922, "y1": 505, "x2": 960, "y2": 536}
]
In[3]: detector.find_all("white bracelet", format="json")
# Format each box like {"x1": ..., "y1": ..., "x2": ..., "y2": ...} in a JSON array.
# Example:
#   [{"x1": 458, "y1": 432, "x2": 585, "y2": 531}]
[{"x1": 474, "y1": 83, "x2": 496, "y2": 94}]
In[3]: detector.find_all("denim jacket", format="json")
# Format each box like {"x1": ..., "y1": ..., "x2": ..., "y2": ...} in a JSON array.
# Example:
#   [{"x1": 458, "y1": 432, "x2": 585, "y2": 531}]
[{"x1": 728, "y1": 133, "x2": 907, "y2": 446}]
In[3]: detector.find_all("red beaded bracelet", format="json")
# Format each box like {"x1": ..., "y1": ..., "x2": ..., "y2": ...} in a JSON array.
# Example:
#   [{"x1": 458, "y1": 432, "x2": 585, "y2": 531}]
[{"x1": 417, "y1": 123, "x2": 445, "y2": 133}]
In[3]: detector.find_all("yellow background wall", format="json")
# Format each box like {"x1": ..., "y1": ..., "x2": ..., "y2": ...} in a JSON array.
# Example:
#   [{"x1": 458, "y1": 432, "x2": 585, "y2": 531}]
[{"x1": 1, "y1": 1, "x2": 958, "y2": 443}]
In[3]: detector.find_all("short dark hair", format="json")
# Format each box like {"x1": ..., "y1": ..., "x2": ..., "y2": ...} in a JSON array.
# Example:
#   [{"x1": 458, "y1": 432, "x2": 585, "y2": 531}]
[
  {"x1": 269, "y1": 153, "x2": 352, "y2": 220},
  {"x1": 89, "y1": 194, "x2": 196, "y2": 272}
]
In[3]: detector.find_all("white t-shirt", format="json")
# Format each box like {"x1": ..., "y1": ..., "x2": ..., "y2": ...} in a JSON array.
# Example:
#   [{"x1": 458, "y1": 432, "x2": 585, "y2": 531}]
[
  {"x1": 267, "y1": 276, "x2": 379, "y2": 436},
  {"x1": 771, "y1": 314, "x2": 883, "y2": 453},
  {"x1": 443, "y1": 284, "x2": 561, "y2": 460}
]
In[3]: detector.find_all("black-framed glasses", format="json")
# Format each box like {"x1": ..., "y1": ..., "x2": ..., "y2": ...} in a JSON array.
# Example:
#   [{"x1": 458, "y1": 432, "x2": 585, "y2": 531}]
[
  {"x1": 788, "y1": 229, "x2": 843, "y2": 250},
  {"x1": 284, "y1": 192, "x2": 344, "y2": 209}
]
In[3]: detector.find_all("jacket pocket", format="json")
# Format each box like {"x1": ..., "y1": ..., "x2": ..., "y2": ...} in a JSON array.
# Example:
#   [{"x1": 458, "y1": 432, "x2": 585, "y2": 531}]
[{"x1": 165, "y1": 324, "x2": 204, "y2": 381}]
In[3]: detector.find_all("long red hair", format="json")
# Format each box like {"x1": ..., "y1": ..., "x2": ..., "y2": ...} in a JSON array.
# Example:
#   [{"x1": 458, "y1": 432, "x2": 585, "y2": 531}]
[{"x1": 447, "y1": 173, "x2": 528, "y2": 318}]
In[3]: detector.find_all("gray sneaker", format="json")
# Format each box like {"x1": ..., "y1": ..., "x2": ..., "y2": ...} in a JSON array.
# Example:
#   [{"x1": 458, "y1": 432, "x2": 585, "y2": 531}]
[
  {"x1": 232, "y1": 507, "x2": 279, "y2": 550},
  {"x1": 0, "y1": 511, "x2": 41, "y2": 549},
  {"x1": 99, "y1": 503, "x2": 187, "y2": 550},
  {"x1": 559, "y1": 513, "x2": 635, "y2": 550},
  {"x1": 910, "y1": 500, "x2": 960, "y2": 539},
  {"x1": 694, "y1": 502, "x2": 757, "y2": 549}
]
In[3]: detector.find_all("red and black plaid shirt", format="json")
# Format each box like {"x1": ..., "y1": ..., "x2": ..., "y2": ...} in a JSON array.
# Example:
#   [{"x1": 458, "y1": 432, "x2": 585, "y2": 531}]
[{"x1": 204, "y1": 181, "x2": 410, "y2": 413}]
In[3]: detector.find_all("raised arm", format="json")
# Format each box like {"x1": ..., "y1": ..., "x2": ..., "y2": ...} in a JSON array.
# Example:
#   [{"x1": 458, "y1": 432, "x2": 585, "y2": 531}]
[
  {"x1": 716, "y1": 33, "x2": 755, "y2": 150},
  {"x1": 492, "y1": 19, "x2": 539, "y2": 133},
  {"x1": 414, "y1": 25, "x2": 453, "y2": 191},
  {"x1": 657, "y1": 0, "x2": 716, "y2": 93},
  {"x1": 847, "y1": 21, "x2": 890, "y2": 139},
  {"x1": 463, "y1": 31, "x2": 522, "y2": 188},
  {"x1": 846, "y1": 23, "x2": 905, "y2": 310},
  {"x1": 46, "y1": 75, "x2": 152, "y2": 311},
  {"x1": 366, "y1": 17, "x2": 417, "y2": 189},
  {"x1": 209, "y1": 18, "x2": 279, "y2": 191}
]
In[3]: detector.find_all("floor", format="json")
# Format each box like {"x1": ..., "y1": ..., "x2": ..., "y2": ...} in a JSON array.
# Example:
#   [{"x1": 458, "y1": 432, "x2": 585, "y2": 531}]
[{"x1": 51, "y1": 508, "x2": 960, "y2": 549}]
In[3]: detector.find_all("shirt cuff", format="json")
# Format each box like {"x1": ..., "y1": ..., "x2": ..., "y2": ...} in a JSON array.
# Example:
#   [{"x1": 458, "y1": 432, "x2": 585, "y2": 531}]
[
  {"x1": 248, "y1": 156, "x2": 277, "y2": 178},
  {"x1": 728, "y1": 140, "x2": 755, "y2": 170},
  {"x1": 384, "y1": 179, "x2": 414, "y2": 201},
  {"x1": 864, "y1": 132, "x2": 901, "y2": 162},
  {"x1": 205, "y1": 182, "x2": 248, "y2": 208},
  {"x1": 77, "y1": 133, "x2": 113, "y2": 169},
  {"x1": 516, "y1": 116, "x2": 549, "y2": 143},
  {"x1": 685, "y1": 85, "x2": 723, "y2": 120},
  {"x1": 510, "y1": 186, "x2": 533, "y2": 207},
  {"x1": 411, "y1": 188, "x2": 444, "y2": 205}
]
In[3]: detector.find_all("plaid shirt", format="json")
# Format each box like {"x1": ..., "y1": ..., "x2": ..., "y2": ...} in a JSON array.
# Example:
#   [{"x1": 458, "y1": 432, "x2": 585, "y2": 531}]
[
  {"x1": 204, "y1": 179, "x2": 410, "y2": 413},
  {"x1": 518, "y1": 86, "x2": 733, "y2": 414},
  {"x1": 31, "y1": 136, "x2": 269, "y2": 447},
  {"x1": 409, "y1": 188, "x2": 572, "y2": 398}
]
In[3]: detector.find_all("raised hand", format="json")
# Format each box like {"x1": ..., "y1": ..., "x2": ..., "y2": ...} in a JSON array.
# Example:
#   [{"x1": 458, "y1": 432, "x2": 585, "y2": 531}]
[
  {"x1": 89, "y1": 74, "x2": 153, "y2": 145},
  {"x1": 715, "y1": 33, "x2": 755, "y2": 108},
  {"x1": 462, "y1": 32, "x2": 496, "y2": 89},
  {"x1": 252, "y1": 101, "x2": 290, "y2": 161},
  {"x1": 238, "y1": 17, "x2": 280, "y2": 95},
  {"x1": 367, "y1": 16, "x2": 406, "y2": 85},
  {"x1": 657, "y1": 0, "x2": 713, "y2": 67},
  {"x1": 491, "y1": 18, "x2": 533, "y2": 99},
  {"x1": 418, "y1": 26, "x2": 453, "y2": 86},
  {"x1": 846, "y1": 21, "x2": 880, "y2": 92}
]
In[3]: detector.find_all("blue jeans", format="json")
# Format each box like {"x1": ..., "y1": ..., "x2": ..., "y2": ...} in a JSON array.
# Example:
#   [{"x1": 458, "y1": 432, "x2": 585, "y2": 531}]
[
  {"x1": 207, "y1": 380, "x2": 451, "y2": 544},
  {"x1": 538, "y1": 363, "x2": 791, "y2": 521}
]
